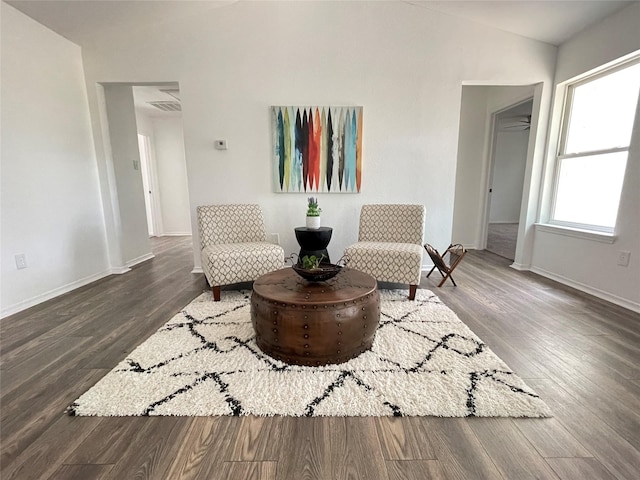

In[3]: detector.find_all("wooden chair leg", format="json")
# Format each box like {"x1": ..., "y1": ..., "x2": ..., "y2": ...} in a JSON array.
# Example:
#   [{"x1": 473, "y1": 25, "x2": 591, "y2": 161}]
[
  {"x1": 437, "y1": 271, "x2": 457, "y2": 287},
  {"x1": 408, "y1": 284, "x2": 417, "y2": 300},
  {"x1": 212, "y1": 285, "x2": 221, "y2": 301}
]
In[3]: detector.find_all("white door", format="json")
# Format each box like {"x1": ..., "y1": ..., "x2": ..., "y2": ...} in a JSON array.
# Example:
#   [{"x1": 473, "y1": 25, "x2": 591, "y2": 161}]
[{"x1": 137, "y1": 134, "x2": 157, "y2": 236}]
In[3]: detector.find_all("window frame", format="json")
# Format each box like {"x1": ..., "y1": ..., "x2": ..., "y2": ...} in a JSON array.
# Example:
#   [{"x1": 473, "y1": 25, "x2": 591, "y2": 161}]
[{"x1": 549, "y1": 57, "x2": 639, "y2": 234}]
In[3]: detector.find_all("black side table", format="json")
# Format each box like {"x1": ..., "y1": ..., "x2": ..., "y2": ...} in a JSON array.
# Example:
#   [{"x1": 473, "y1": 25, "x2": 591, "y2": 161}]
[{"x1": 294, "y1": 227, "x2": 333, "y2": 263}]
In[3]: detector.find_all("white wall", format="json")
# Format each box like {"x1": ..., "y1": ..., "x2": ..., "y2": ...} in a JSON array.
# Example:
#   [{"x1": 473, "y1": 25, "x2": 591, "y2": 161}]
[
  {"x1": 533, "y1": 3, "x2": 640, "y2": 312},
  {"x1": 452, "y1": 87, "x2": 489, "y2": 248},
  {"x1": 151, "y1": 117, "x2": 191, "y2": 235},
  {"x1": 136, "y1": 112, "x2": 191, "y2": 235},
  {"x1": 0, "y1": 3, "x2": 109, "y2": 316},
  {"x1": 489, "y1": 129, "x2": 529, "y2": 223},
  {"x1": 102, "y1": 85, "x2": 152, "y2": 265},
  {"x1": 78, "y1": 1, "x2": 556, "y2": 267}
]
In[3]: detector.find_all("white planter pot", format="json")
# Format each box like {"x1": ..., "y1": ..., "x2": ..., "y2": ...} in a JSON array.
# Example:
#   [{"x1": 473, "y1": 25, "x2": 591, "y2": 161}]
[{"x1": 306, "y1": 216, "x2": 321, "y2": 229}]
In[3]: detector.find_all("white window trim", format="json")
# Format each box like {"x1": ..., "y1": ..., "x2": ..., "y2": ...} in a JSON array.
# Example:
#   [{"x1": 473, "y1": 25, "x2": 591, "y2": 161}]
[{"x1": 535, "y1": 223, "x2": 616, "y2": 244}]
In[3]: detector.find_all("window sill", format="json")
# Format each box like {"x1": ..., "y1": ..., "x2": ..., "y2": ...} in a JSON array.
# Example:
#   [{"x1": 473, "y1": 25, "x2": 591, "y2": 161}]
[{"x1": 534, "y1": 223, "x2": 616, "y2": 244}]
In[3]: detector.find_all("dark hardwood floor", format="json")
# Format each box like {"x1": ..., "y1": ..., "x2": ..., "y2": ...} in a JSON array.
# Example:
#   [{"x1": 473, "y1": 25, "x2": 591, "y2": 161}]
[{"x1": 1, "y1": 236, "x2": 639, "y2": 479}]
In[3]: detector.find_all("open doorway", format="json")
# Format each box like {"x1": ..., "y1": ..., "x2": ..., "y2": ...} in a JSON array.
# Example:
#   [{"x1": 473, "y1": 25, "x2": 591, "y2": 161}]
[
  {"x1": 132, "y1": 84, "x2": 192, "y2": 246},
  {"x1": 485, "y1": 99, "x2": 533, "y2": 260},
  {"x1": 100, "y1": 82, "x2": 191, "y2": 268},
  {"x1": 452, "y1": 84, "x2": 540, "y2": 268}
]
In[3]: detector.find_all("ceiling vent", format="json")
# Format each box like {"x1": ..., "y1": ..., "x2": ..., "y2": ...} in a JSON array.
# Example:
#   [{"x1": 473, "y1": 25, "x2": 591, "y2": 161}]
[{"x1": 148, "y1": 101, "x2": 181, "y2": 112}]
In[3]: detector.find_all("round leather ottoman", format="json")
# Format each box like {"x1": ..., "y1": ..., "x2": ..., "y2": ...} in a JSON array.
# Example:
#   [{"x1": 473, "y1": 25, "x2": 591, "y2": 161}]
[{"x1": 251, "y1": 267, "x2": 380, "y2": 366}]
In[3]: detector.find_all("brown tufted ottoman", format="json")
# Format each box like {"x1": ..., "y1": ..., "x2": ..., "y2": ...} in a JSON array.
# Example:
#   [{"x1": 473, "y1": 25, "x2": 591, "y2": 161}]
[{"x1": 251, "y1": 267, "x2": 380, "y2": 366}]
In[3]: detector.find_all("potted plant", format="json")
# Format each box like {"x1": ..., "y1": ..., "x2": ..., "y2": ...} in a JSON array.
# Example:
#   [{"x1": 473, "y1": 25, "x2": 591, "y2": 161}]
[
  {"x1": 300, "y1": 254, "x2": 325, "y2": 270},
  {"x1": 306, "y1": 197, "x2": 321, "y2": 229}
]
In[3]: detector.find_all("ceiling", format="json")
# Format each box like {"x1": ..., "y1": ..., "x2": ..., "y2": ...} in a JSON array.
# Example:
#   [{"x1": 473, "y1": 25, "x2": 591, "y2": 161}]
[
  {"x1": 5, "y1": 0, "x2": 634, "y2": 116},
  {"x1": 5, "y1": 0, "x2": 635, "y2": 48},
  {"x1": 405, "y1": 1, "x2": 634, "y2": 46},
  {"x1": 133, "y1": 85, "x2": 182, "y2": 118}
]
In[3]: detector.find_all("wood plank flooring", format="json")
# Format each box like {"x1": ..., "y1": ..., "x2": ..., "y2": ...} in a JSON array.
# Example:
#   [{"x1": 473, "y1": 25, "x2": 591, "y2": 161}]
[{"x1": 1, "y1": 236, "x2": 639, "y2": 479}]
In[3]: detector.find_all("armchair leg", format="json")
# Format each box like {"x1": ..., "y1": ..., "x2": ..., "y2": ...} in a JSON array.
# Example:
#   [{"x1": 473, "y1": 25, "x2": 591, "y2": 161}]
[
  {"x1": 408, "y1": 284, "x2": 417, "y2": 300},
  {"x1": 212, "y1": 285, "x2": 221, "y2": 301}
]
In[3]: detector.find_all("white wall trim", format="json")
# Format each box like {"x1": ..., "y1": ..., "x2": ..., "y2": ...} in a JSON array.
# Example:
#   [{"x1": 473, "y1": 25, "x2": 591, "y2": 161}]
[
  {"x1": 159, "y1": 232, "x2": 192, "y2": 236},
  {"x1": 530, "y1": 265, "x2": 640, "y2": 313},
  {"x1": 126, "y1": 253, "x2": 155, "y2": 268},
  {"x1": 1, "y1": 269, "x2": 113, "y2": 319},
  {"x1": 110, "y1": 266, "x2": 132, "y2": 274},
  {"x1": 192, "y1": 267, "x2": 204, "y2": 274},
  {"x1": 510, "y1": 262, "x2": 531, "y2": 271}
]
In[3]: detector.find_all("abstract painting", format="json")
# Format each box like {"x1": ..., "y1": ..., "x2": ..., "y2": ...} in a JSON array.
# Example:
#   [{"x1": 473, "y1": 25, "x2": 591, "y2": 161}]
[{"x1": 272, "y1": 106, "x2": 363, "y2": 193}]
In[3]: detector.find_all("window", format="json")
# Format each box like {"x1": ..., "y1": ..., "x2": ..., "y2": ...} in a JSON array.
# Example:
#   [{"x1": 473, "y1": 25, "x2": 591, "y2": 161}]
[{"x1": 551, "y1": 60, "x2": 640, "y2": 233}]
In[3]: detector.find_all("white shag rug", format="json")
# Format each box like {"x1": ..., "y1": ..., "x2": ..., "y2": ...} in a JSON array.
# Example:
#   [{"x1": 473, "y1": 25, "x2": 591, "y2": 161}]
[{"x1": 68, "y1": 289, "x2": 551, "y2": 417}]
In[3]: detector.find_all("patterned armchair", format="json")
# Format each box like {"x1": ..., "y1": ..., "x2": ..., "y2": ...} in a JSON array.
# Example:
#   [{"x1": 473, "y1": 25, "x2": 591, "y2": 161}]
[
  {"x1": 344, "y1": 204, "x2": 426, "y2": 300},
  {"x1": 197, "y1": 204, "x2": 285, "y2": 301}
]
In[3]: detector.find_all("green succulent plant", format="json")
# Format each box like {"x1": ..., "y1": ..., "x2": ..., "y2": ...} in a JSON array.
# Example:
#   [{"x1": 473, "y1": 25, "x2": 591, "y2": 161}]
[
  {"x1": 306, "y1": 197, "x2": 321, "y2": 217},
  {"x1": 301, "y1": 254, "x2": 325, "y2": 270}
]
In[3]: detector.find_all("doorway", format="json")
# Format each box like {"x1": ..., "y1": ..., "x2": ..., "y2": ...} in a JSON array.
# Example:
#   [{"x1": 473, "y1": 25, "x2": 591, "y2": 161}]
[
  {"x1": 485, "y1": 99, "x2": 532, "y2": 260},
  {"x1": 132, "y1": 84, "x2": 192, "y2": 244}
]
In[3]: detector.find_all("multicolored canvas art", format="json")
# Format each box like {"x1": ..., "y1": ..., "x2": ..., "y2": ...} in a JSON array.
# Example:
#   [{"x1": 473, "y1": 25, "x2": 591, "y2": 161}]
[{"x1": 272, "y1": 106, "x2": 363, "y2": 193}]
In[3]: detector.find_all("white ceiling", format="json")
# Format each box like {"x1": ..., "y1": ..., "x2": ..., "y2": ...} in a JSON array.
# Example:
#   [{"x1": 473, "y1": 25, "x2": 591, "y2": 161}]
[
  {"x1": 133, "y1": 85, "x2": 182, "y2": 117},
  {"x1": 406, "y1": 1, "x2": 635, "y2": 46},
  {"x1": 5, "y1": 0, "x2": 634, "y2": 115},
  {"x1": 5, "y1": 0, "x2": 635, "y2": 48}
]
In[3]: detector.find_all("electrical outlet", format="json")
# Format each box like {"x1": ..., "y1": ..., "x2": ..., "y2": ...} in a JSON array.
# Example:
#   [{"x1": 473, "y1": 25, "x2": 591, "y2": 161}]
[
  {"x1": 15, "y1": 254, "x2": 27, "y2": 270},
  {"x1": 617, "y1": 251, "x2": 631, "y2": 267}
]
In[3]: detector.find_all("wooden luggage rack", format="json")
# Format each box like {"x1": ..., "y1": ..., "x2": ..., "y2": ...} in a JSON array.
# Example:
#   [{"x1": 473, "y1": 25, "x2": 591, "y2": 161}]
[{"x1": 424, "y1": 243, "x2": 467, "y2": 287}]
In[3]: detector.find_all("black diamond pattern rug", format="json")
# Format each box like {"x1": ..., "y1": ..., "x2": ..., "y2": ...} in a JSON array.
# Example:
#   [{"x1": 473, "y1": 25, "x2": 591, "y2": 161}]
[{"x1": 68, "y1": 289, "x2": 551, "y2": 417}]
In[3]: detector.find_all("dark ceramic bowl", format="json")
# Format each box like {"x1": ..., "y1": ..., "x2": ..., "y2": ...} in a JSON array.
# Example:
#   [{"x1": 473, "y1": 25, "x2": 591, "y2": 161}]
[{"x1": 292, "y1": 263, "x2": 342, "y2": 282}]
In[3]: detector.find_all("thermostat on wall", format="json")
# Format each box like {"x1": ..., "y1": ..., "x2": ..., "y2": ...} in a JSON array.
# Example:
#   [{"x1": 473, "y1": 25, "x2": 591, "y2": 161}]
[{"x1": 214, "y1": 140, "x2": 228, "y2": 150}]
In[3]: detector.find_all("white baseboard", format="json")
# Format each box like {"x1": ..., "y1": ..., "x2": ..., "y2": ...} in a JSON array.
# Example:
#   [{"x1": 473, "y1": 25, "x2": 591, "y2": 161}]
[
  {"x1": 530, "y1": 265, "x2": 640, "y2": 314},
  {"x1": 110, "y1": 266, "x2": 131, "y2": 274},
  {"x1": 159, "y1": 232, "x2": 192, "y2": 237},
  {"x1": 510, "y1": 262, "x2": 530, "y2": 271},
  {"x1": 191, "y1": 267, "x2": 203, "y2": 274},
  {"x1": 126, "y1": 253, "x2": 154, "y2": 268},
  {"x1": 1, "y1": 269, "x2": 113, "y2": 319}
]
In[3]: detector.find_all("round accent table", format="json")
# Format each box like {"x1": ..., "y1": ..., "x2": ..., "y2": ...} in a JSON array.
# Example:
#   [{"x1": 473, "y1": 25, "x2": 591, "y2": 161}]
[
  {"x1": 251, "y1": 267, "x2": 380, "y2": 366},
  {"x1": 294, "y1": 226, "x2": 333, "y2": 263}
]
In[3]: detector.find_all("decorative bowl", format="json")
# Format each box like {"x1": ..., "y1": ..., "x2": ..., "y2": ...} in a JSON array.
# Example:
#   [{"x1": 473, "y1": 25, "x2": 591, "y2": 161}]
[{"x1": 292, "y1": 263, "x2": 342, "y2": 282}]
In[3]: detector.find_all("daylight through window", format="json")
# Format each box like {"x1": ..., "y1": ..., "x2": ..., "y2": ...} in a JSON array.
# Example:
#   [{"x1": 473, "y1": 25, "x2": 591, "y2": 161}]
[{"x1": 551, "y1": 60, "x2": 640, "y2": 232}]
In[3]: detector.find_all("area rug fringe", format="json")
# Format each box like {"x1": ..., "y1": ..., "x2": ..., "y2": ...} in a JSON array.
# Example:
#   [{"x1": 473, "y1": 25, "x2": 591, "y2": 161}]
[{"x1": 68, "y1": 289, "x2": 551, "y2": 417}]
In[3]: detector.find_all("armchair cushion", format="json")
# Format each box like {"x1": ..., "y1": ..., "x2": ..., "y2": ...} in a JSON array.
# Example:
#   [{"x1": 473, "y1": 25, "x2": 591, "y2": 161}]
[
  {"x1": 345, "y1": 241, "x2": 423, "y2": 285},
  {"x1": 202, "y1": 242, "x2": 285, "y2": 286}
]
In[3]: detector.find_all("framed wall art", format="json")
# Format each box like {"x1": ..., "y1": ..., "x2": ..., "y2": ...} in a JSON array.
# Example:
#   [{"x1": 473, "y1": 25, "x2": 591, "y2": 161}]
[{"x1": 272, "y1": 106, "x2": 363, "y2": 193}]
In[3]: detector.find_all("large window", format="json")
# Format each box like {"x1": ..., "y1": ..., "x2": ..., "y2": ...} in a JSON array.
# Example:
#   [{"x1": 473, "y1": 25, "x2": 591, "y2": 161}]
[{"x1": 551, "y1": 60, "x2": 640, "y2": 233}]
